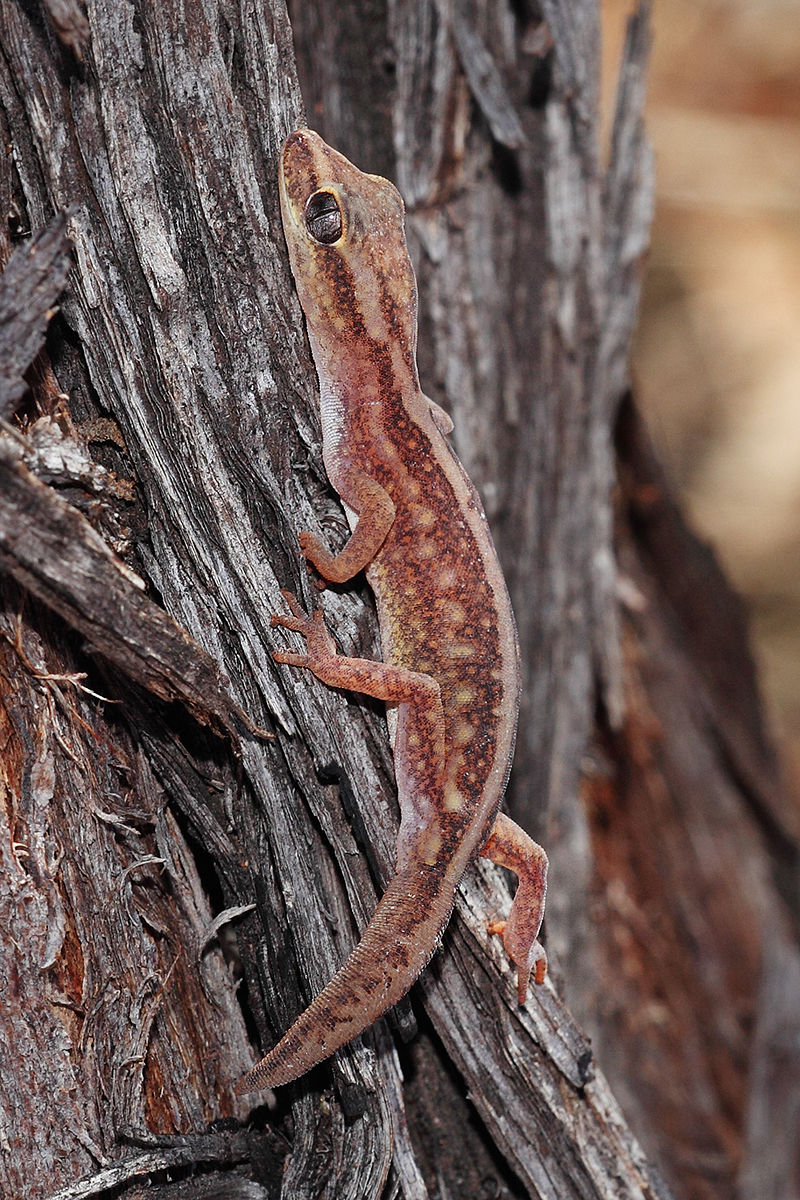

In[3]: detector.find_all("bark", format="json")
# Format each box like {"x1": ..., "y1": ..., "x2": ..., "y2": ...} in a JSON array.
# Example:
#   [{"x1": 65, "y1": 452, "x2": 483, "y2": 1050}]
[{"x1": 1, "y1": 1, "x2": 797, "y2": 1199}]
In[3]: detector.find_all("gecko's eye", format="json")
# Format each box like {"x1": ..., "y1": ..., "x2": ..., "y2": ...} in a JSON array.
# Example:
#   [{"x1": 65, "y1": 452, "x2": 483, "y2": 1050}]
[{"x1": 305, "y1": 191, "x2": 343, "y2": 244}]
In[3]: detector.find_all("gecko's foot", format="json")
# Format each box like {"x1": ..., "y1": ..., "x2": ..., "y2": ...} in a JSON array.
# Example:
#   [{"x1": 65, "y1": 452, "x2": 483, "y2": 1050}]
[
  {"x1": 297, "y1": 529, "x2": 323, "y2": 559},
  {"x1": 487, "y1": 917, "x2": 547, "y2": 1003},
  {"x1": 271, "y1": 590, "x2": 337, "y2": 664},
  {"x1": 270, "y1": 588, "x2": 311, "y2": 632},
  {"x1": 297, "y1": 529, "x2": 341, "y2": 583}
]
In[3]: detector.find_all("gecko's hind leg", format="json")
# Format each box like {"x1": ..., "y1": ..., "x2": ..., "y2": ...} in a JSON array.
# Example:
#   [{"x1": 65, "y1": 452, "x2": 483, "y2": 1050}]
[
  {"x1": 481, "y1": 812, "x2": 548, "y2": 1003},
  {"x1": 271, "y1": 589, "x2": 444, "y2": 760},
  {"x1": 271, "y1": 591, "x2": 446, "y2": 869}
]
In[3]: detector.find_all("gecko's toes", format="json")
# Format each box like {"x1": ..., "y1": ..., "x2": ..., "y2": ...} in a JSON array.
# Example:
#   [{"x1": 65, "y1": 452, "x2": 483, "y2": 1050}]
[
  {"x1": 273, "y1": 650, "x2": 310, "y2": 668},
  {"x1": 272, "y1": 590, "x2": 319, "y2": 639},
  {"x1": 516, "y1": 941, "x2": 547, "y2": 1002},
  {"x1": 279, "y1": 589, "x2": 307, "y2": 617},
  {"x1": 489, "y1": 917, "x2": 547, "y2": 1002}
]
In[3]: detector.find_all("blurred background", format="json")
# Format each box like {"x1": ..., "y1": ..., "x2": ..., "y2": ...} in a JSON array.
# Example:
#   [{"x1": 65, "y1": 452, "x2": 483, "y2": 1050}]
[{"x1": 603, "y1": 0, "x2": 800, "y2": 792}]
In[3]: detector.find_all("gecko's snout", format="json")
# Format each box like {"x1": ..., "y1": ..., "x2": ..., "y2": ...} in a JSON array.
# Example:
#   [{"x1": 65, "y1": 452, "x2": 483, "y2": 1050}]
[{"x1": 282, "y1": 127, "x2": 310, "y2": 154}]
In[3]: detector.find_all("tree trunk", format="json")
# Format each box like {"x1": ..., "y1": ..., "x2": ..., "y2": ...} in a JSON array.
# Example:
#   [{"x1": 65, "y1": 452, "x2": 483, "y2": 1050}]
[{"x1": 1, "y1": 2, "x2": 797, "y2": 1199}]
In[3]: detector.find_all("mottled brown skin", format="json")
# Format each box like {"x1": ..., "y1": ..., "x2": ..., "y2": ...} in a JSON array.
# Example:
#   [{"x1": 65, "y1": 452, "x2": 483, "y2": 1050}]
[{"x1": 237, "y1": 130, "x2": 548, "y2": 1093}]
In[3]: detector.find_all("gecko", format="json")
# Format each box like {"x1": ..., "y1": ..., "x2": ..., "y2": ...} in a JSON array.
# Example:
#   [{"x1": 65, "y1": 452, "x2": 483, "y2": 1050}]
[{"x1": 237, "y1": 129, "x2": 548, "y2": 1092}]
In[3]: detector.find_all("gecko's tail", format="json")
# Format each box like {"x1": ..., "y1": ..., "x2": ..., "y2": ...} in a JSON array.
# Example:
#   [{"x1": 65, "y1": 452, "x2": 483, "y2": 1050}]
[{"x1": 235, "y1": 865, "x2": 454, "y2": 1092}]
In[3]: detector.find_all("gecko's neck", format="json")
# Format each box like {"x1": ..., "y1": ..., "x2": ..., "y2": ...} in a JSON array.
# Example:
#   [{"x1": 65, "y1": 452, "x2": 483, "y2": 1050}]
[{"x1": 311, "y1": 330, "x2": 424, "y2": 451}]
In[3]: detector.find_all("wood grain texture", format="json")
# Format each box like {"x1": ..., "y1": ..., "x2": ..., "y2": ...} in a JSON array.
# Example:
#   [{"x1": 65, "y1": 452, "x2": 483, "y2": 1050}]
[
  {"x1": 0, "y1": 0, "x2": 418, "y2": 1195},
  {"x1": 0, "y1": 444, "x2": 264, "y2": 744},
  {"x1": 0, "y1": 581, "x2": 255, "y2": 1197},
  {"x1": 0, "y1": 213, "x2": 72, "y2": 415},
  {"x1": 2, "y1": 0, "x2": 797, "y2": 1198}
]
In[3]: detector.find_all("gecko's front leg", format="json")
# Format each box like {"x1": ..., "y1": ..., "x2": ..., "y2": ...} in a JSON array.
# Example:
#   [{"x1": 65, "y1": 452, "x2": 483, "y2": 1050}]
[
  {"x1": 272, "y1": 590, "x2": 438, "y2": 706},
  {"x1": 297, "y1": 475, "x2": 395, "y2": 584}
]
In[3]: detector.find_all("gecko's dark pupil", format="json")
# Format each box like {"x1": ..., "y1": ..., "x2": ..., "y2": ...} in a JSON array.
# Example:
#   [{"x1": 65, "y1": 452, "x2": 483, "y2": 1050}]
[{"x1": 306, "y1": 191, "x2": 342, "y2": 244}]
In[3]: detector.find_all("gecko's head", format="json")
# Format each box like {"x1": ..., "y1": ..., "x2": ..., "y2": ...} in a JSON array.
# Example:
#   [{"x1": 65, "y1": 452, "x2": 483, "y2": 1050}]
[{"x1": 279, "y1": 128, "x2": 418, "y2": 374}]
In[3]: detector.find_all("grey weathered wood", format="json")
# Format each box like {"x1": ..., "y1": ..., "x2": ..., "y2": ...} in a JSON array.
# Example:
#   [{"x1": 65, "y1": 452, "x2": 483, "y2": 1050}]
[
  {"x1": 2, "y1": 0, "x2": 798, "y2": 1198},
  {"x1": 0, "y1": 440, "x2": 264, "y2": 744},
  {"x1": 0, "y1": 214, "x2": 72, "y2": 415}
]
